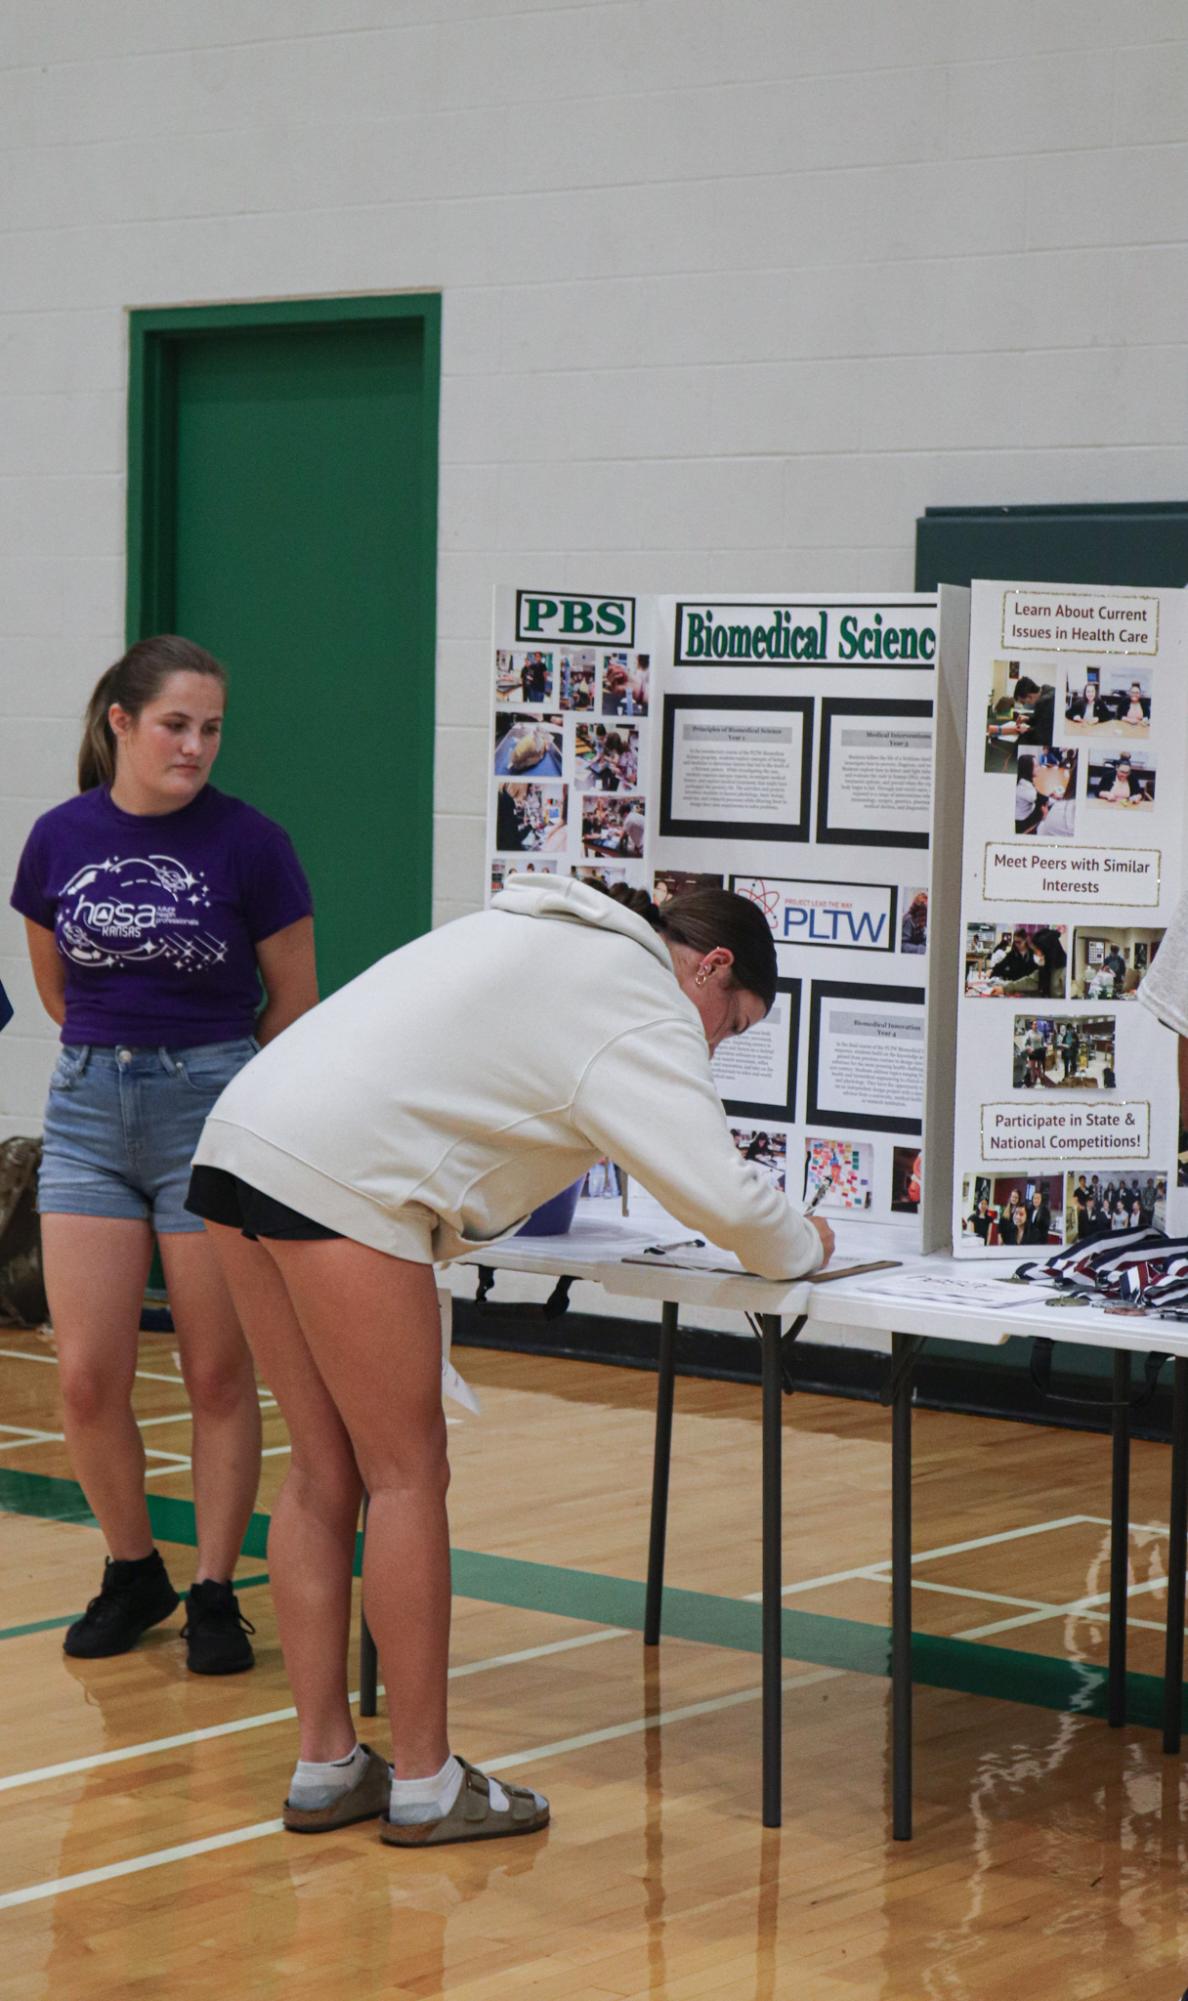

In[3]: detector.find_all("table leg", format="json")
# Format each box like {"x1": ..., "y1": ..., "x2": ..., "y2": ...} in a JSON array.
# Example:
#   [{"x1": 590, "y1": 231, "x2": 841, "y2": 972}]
[
  {"x1": 891, "y1": 1331, "x2": 915, "y2": 1842},
  {"x1": 1162, "y1": 1357, "x2": 1188, "y2": 1754},
  {"x1": 359, "y1": 1616, "x2": 378, "y2": 1718},
  {"x1": 359, "y1": 1492, "x2": 378, "y2": 1718},
  {"x1": 760, "y1": 1311, "x2": 783, "y2": 1829},
  {"x1": 1108, "y1": 1349, "x2": 1131, "y2": 1728},
  {"x1": 644, "y1": 1301, "x2": 679, "y2": 1648}
]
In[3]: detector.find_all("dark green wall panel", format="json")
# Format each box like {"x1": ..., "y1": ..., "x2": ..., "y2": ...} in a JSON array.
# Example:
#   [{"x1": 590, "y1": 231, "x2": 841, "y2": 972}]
[{"x1": 916, "y1": 501, "x2": 1188, "y2": 592}]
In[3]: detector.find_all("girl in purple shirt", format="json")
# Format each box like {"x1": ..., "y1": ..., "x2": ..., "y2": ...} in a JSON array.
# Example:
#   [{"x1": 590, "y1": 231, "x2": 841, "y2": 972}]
[{"x1": 11, "y1": 635, "x2": 317, "y2": 1671}]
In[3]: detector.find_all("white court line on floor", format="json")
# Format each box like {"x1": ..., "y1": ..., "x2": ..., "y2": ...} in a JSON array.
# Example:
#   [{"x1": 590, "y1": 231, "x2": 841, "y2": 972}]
[
  {"x1": 737, "y1": 1515, "x2": 1094, "y2": 1609},
  {"x1": 0, "y1": 1416, "x2": 276, "y2": 1461},
  {"x1": 79, "y1": 1443, "x2": 196, "y2": 1469},
  {"x1": 782, "y1": 1564, "x2": 1174, "y2": 1639},
  {"x1": 0, "y1": 1665, "x2": 840, "y2": 1910},
  {"x1": 0, "y1": 1497, "x2": 1157, "y2": 1907},
  {"x1": 738, "y1": 1511, "x2": 1187, "y2": 1643},
  {"x1": 898, "y1": 1515, "x2": 1093, "y2": 1565},
  {"x1": 762, "y1": 1564, "x2": 1049, "y2": 1613},
  {"x1": 1079, "y1": 1574, "x2": 1181, "y2": 1607},
  {"x1": 956, "y1": 1601, "x2": 1181, "y2": 1642},
  {"x1": 903, "y1": 1578, "x2": 1051, "y2": 1612},
  {"x1": 6, "y1": 1411, "x2": 199, "y2": 1440},
  {"x1": 0, "y1": 1707, "x2": 305, "y2": 1796},
  {"x1": 956, "y1": 1587, "x2": 1174, "y2": 1641},
  {"x1": 0, "y1": 1345, "x2": 275, "y2": 1407},
  {"x1": 956, "y1": 1603, "x2": 1104, "y2": 1641},
  {"x1": 0, "y1": 1627, "x2": 630, "y2": 1796},
  {"x1": 252, "y1": 1431, "x2": 444, "y2": 1466},
  {"x1": 0, "y1": 1346, "x2": 187, "y2": 1386},
  {"x1": 748, "y1": 1557, "x2": 892, "y2": 1602},
  {"x1": 0, "y1": 1817, "x2": 288, "y2": 1909},
  {"x1": 143, "y1": 1431, "x2": 453, "y2": 1480},
  {"x1": 1081, "y1": 1515, "x2": 1173, "y2": 1538}
]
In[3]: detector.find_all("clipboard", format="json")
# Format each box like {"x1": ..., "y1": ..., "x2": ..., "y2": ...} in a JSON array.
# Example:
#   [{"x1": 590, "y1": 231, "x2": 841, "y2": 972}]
[
  {"x1": 808, "y1": 1258, "x2": 901, "y2": 1285},
  {"x1": 619, "y1": 1254, "x2": 902, "y2": 1283}
]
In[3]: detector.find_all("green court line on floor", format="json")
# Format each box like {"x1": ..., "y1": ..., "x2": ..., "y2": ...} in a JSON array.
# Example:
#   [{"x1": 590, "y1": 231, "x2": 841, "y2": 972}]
[
  {"x1": 2, "y1": 1466, "x2": 1183, "y2": 1731},
  {"x1": 0, "y1": 1467, "x2": 97, "y2": 1528},
  {"x1": 0, "y1": 1576, "x2": 272, "y2": 1644}
]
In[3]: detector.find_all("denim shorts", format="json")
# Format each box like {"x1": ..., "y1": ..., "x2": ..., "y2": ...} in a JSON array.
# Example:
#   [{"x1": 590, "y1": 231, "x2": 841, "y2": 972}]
[{"x1": 38, "y1": 1040, "x2": 259, "y2": 1235}]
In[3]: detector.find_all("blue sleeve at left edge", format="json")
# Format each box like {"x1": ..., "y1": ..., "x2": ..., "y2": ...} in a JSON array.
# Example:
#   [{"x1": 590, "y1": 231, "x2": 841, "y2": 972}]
[{"x1": 0, "y1": 980, "x2": 12, "y2": 1033}]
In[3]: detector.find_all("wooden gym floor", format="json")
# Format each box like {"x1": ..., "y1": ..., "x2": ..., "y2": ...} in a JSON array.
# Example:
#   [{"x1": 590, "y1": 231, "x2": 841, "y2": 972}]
[{"x1": 0, "y1": 1327, "x2": 1186, "y2": 1999}]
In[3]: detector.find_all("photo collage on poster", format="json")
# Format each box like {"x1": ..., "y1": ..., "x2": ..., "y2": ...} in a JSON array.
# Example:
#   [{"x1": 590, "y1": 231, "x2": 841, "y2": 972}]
[
  {"x1": 651, "y1": 594, "x2": 942, "y2": 1242},
  {"x1": 952, "y1": 582, "x2": 1187, "y2": 1258},
  {"x1": 487, "y1": 589, "x2": 945, "y2": 1244},
  {"x1": 709, "y1": 947, "x2": 927, "y2": 1226},
  {"x1": 488, "y1": 594, "x2": 653, "y2": 899}
]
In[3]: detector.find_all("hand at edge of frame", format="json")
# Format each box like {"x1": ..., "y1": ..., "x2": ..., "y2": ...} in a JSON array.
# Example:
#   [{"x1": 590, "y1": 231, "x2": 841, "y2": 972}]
[{"x1": 810, "y1": 1217, "x2": 835, "y2": 1270}]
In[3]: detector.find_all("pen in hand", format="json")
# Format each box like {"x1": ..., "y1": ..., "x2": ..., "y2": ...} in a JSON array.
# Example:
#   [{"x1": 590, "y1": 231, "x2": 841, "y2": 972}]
[
  {"x1": 803, "y1": 1178, "x2": 832, "y2": 1216},
  {"x1": 643, "y1": 1237, "x2": 706, "y2": 1255}
]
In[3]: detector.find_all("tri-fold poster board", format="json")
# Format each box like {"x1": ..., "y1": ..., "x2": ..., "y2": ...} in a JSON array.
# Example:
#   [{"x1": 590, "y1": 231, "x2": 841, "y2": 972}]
[
  {"x1": 487, "y1": 576, "x2": 1187, "y2": 1261},
  {"x1": 487, "y1": 585, "x2": 972, "y2": 1253},
  {"x1": 952, "y1": 581, "x2": 1184, "y2": 1258}
]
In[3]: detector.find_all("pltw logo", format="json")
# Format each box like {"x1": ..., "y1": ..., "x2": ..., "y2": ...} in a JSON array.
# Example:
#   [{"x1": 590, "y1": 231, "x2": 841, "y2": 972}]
[
  {"x1": 734, "y1": 877, "x2": 896, "y2": 954},
  {"x1": 515, "y1": 591, "x2": 635, "y2": 646}
]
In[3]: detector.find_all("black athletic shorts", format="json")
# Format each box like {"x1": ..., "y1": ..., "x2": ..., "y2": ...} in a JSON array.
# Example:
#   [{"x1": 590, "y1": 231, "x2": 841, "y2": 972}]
[{"x1": 185, "y1": 1164, "x2": 342, "y2": 1242}]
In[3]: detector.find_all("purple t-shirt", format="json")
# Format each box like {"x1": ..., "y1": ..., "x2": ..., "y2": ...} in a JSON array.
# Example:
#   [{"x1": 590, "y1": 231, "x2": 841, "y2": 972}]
[{"x1": 11, "y1": 784, "x2": 312, "y2": 1047}]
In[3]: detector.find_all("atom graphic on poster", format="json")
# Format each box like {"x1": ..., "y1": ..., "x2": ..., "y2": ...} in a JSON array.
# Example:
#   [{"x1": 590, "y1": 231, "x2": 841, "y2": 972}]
[{"x1": 736, "y1": 878, "x2": 780, "y2": 926}]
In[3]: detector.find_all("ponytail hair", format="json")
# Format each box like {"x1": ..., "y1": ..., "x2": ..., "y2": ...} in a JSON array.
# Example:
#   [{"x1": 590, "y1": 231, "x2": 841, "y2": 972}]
[
  {"x1": 78, "y1": 635, "x2": 228, "y2": 792},
  {"x1": 602, "y1": 881, "x2": 777, "y2": 1011}
]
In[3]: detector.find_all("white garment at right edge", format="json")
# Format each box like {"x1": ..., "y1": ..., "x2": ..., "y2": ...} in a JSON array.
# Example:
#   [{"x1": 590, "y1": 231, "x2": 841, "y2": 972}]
[{"x1": 1139, "y1": 887, "x2": 1188, "y2": 1039}]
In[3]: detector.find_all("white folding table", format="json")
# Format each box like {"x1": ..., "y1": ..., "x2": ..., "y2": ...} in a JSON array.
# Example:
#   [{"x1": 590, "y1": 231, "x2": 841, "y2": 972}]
[
  {"x1": 806, "y1": 1253, "x2": 1188, "y2": 1833},
  {"x1": 357, "y1": 1212, "x2": 1188, "y2": 1835}
]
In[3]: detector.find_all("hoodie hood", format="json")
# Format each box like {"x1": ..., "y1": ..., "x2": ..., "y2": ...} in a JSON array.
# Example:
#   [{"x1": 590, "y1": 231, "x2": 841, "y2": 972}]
[{"x1": 491, "y1": 872, "x2": 674, "y2": 976}]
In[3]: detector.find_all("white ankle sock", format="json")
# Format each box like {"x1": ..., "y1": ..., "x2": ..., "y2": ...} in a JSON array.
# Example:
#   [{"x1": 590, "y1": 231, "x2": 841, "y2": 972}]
[
  {"x1": 388, "y1": 1754, "x2": 465, "y2": 1825},
  {"x1": 387, "y1": 1755, "x2": 545, "y2": 1824},
  {"x1": 288, "y1": 1742, "x2": 366, "y2": 1810}
]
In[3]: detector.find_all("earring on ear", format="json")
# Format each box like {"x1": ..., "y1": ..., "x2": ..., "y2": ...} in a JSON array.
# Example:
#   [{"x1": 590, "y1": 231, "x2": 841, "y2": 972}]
[{"x1": 694, "y1": 969, "x2": 709, "y2": 988}]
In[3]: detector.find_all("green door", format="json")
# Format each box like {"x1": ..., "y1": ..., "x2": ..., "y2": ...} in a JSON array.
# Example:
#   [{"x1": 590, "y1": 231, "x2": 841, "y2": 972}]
[{"x1": 127, "y1": 297, "x2": 440, "y2": 996}]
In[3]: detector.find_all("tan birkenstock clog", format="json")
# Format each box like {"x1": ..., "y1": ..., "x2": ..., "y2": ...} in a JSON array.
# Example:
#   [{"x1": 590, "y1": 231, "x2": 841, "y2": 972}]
[
  {"x1": 283, "y1": 1744, "x2": 391, "y2": 1833},
  {"x1": 379, "y1": 1757, "x2": 549, "y2": 1846}
]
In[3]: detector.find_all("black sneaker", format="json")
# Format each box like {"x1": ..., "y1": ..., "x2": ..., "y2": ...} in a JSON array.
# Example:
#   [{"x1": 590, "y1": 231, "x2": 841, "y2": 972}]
[
  {"x1": 64, "y1": 1552, "x2": 180, "y2": 1658},
  {"x1": 182, "y1": 1580, "x2": 256, "y2": 1675}
]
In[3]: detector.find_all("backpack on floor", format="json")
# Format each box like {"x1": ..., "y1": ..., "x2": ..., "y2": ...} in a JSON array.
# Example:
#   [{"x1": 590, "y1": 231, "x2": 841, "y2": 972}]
[{"x1": 0, "y1": 1137, "x2": 47, "y2": 1328}]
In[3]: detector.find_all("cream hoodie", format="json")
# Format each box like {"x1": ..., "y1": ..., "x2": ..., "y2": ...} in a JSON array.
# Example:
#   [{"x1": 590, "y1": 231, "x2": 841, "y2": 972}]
[{"x1": 194, "y1": 874, "x2": 823, "y2": 1279}]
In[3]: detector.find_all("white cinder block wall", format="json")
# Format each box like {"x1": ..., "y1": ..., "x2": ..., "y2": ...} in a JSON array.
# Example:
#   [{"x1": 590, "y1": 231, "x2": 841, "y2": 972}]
[{"x1": 2, "y1": 0, "x2": 1188, "y2": 1139}]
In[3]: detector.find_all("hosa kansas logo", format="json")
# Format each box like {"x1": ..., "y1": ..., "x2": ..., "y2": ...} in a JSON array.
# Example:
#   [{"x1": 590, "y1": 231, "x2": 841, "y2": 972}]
[
  {"x1": 515, "y1": 591, "x2": 635, "y2": 647},
  {"x1": 55, "y1": 854, "x2": 225, "y2": 973}
]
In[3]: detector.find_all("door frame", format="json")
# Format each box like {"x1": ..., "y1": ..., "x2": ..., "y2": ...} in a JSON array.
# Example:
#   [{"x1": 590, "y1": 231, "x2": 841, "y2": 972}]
[{"x1": 125, "y1": 292, "x2": 441, "y2": 639}]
